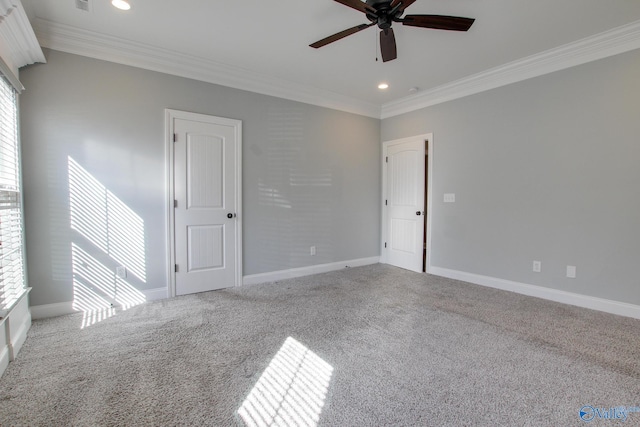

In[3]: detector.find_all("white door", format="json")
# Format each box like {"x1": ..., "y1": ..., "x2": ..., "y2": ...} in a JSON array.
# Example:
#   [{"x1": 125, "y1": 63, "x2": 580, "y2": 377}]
[
  {"x1": 385, "y1": 138, "x2": 425, "y2": 272},
  {"x1": 173, "y1": 114, "x2": 241, "y2": 295}
]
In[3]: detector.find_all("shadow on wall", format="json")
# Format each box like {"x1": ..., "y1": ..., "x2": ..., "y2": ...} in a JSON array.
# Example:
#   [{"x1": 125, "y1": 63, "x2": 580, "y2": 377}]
[
  {"x1": 257, "y1": 107, "x2": 333, "y2": 271},
  {"x1": 67, "y1": 157, "x2": 146, "y2": 328}
]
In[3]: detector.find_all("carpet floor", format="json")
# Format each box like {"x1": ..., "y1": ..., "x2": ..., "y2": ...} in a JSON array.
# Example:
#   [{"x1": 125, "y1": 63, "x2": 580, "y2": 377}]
[{"x1": 0, "y1": 264, "x2": 638, "y2": 426}]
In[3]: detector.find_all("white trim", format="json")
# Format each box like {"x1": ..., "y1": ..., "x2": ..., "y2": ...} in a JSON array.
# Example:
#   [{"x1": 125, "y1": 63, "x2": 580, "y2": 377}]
[
  {"x1": 425, "y1": 137, "x2": 433, "y2": 273},
  {"x1": 6, "y1": 292, "x2": 30, "y2": 360},
  {"x1": 30, "y1": 17, "x2": 640, "y2": 120},
  {"x1": 0, "y1": 318, "x2": 8, "y2": 378},
  {"x1": 30, "y1": 287, "x2": 168, "y2": 319},
  {"x1": 381, "y1": 134, "x2": 433, "y2": 273},
  {"x1": 165, "y1": 109, "x2": 243, "y2": 296},
  {"x1": 430, "y1": 266, "x2": 640, "y2": 320},
  {"x1": 30, "y1": 301, "x2": 72, "y2": 319},
  {"x1": 143, "y1": 287, "x2": 168, "y2": 301},
  {"x1": 31, "y1": 17, "x2": 640, "y2": 120},
  {"x1": 165, "y1": 110, "x2": 176, "y2": 298},
  {"x1": 33, "y1": 19, "x2": 380, "y2": 119},
  {"x1": 0, "y1": 289, "x2": 31, "y2": 375},
  {"x1": 0, "y1": 1, "x2": 45, "y2": 92},
  {"x1": 381, "y1": 19, "x2": 640, "y2": 118},
  {"x1": 242, "y1": 257, "x2": 380, "y2": 286}
]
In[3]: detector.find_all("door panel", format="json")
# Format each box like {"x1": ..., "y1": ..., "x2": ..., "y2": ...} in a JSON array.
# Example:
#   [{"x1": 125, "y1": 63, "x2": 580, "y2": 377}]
[
  {"x1": 174, "y1": 117, "x2": 238, "y2": 295},
  {"x1": 187, "y1": 225, "x2": 224, "y2": 271},
  {"x1": 187, "y1": 135, "x2": 224, "y2": 209},
  {"x1": 386, "y1": 139, "x2": 425, "y2": 272}
]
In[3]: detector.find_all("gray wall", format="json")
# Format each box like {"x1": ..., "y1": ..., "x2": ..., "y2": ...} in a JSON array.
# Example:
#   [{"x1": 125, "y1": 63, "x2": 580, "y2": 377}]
[
  {"x1": 383, "y1": 49, "x2": 640, "y2": 305},
  {"x1": 20, "y1": 49, "x2": 381, "y2": 307}
]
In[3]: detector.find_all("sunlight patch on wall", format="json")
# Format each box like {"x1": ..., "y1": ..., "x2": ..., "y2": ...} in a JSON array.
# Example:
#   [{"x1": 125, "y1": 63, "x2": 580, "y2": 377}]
[
  {"x1": 68, "y1": 156, "x2": 146, "y2": 282},
  {"x1": 238, "y1": 336, "x2": 333, "y2": 427},
  {"x1": 68, "y1": 156, "x2": 147, "y2": 328},
  {"x1": 71, "y1": 243, "x2": 146, "y2": 328}
]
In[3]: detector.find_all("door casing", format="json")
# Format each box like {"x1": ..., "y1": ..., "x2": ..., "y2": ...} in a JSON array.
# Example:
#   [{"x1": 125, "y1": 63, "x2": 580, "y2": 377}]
[
  {"x1": 381, "y1": 133, "x2": 433, "y2": 272},
  {"x1": 165, "y1": 109, "x2": 243, "y2": 297}
]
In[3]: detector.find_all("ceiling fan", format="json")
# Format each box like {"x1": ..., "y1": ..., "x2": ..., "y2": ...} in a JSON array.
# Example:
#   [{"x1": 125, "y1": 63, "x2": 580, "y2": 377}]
[{"x1": 310, "y1": 0, "x2": 475, "y2": 62}]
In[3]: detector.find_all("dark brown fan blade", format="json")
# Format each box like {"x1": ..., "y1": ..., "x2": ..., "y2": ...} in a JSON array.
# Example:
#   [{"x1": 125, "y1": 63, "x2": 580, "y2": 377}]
[
  {"x1": 310, "y1": 23, "x2": 375, "y2": 49},
  {"x1": 380, "y1": 28, "x2": 397, "y2": 62},
  {"x1": 390, "y1": 0, "x2": 416, "y2": 11},
  {"x1": 334, "y1": 0, "x2": 376, "y2": 14},
  {"x1": 402, "y1": 15, "x2": 475, "y2": 31}
]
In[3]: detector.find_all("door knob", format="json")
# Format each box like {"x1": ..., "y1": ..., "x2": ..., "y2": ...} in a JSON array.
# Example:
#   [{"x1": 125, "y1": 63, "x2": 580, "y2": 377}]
[
  {"x1": 227, "y1": 213, "x2": 236, "y2": 219},
  {"x1": 416, "y1": 211, "x2": 422, "y2": 216}
]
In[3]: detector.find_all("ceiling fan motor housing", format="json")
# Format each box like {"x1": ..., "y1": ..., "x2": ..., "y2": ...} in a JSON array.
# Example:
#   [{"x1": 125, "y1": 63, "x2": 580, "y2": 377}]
[{"x1": 365, "y1": 0, "x2": 403, "y2": 29}]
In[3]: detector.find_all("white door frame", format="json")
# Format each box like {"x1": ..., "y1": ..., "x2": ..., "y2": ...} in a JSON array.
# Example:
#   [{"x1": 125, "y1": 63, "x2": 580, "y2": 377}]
[
  {"x1": 381, "y1": 133, "x2": 433, "y2": 273},
  {"x1": 165, "y1": 109, "x2": 243, "y2": 297}
]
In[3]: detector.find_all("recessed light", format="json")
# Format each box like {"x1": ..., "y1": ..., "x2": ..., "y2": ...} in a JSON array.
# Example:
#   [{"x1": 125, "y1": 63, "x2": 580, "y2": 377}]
[
  {"x1": 378, "y1": 83, "x2": 389, "y2": 90},
  {"x1": 112, "y1": 0, "x2": 131, "y2": 11}
]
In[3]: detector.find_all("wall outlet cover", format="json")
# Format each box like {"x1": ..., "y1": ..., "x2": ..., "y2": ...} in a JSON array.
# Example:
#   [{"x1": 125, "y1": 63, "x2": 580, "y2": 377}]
[
  {"x1": 116, "y1": 266, "x2": 127, "y2": 278},
  {"x1": 533, "y1": 260, "x2": 541, "y2": 273}
]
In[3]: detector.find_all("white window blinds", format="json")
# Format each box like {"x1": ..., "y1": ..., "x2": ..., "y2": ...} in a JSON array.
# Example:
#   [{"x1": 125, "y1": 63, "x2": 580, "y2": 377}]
[{"x1": 0, "y1": 74, "x2": 26, "y2": 314}]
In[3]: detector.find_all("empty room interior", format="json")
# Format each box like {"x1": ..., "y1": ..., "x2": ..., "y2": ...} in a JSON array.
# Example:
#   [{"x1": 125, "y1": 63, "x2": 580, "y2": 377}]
[{"x1": 0, "y1": 0, "x2": 639, "y2": 425}]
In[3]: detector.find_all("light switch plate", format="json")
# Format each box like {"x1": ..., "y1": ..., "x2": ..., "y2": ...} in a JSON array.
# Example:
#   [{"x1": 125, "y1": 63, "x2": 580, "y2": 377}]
[
  {"x1": 444, "y1": 193, "x2": 455, "y2": 203},
  {"x1": 566, "y1": 265, "x2": 576, "y2": 278}
]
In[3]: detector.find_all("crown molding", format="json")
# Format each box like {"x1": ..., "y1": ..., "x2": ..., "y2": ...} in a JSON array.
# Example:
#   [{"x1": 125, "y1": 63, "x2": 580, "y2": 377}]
[
  {"x1": 31, "y1": 18, "x2": 640, "y2": 120},
  {"x1": 32, "y1": 18, "x2": 382, "y2": 119},
  {"x1": 381, "y1": 19, "x2": 640, "y2": 119},
  {"x1": 0, "y1": 1, "x2": 45, "y2": 91}
]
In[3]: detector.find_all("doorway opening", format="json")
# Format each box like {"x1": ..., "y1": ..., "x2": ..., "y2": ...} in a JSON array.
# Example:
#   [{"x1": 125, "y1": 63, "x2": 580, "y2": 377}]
[
  {"x1": 423, "y1": 142, "x2": 428, "y2": 272},
  {"x1": 381, "y1": 134, "x2": 432, "y2": 274}
]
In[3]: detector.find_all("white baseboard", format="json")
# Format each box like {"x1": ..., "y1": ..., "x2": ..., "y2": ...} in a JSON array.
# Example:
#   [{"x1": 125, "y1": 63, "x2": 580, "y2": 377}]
[
  {"x1": 30, "y1": 287, "x2": 168, "y2": 319},
  {"x1": 429, "y1": 266, "x2": 640, "y2": 320},
  {"x1": 142, "y1": 287, "x2": 168, "y2": 301},
  {"x1": 30, "y1": 301, "x2": 73, "y2": 320},
  {"x1": 243, "y1": 257, "x2": 380, "y2": 286}
]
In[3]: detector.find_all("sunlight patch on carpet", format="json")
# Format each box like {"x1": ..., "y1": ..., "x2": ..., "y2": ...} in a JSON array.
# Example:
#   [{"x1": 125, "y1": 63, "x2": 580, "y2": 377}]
[{"x1": 238, "y1": 336, "x2": 333, "y2": 427}]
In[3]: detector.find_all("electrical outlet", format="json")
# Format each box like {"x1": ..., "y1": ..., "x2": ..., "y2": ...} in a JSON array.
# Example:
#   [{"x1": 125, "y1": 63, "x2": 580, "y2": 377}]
[
  {"x1": 566, "y1": 265, "x2": 576, "y2": 279},
  {"x1": 116, "y1": 266, "x2": 127, "y2": 278},
  {"x1": 533, "y1": 260, "x2": 541, "y2": 273},
  {"x1": 310, "y1": 246, "x2": 316, "y2": 256}
]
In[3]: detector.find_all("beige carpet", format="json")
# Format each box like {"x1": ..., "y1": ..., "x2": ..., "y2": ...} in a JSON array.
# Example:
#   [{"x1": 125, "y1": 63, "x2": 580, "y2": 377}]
[{"x1": 0, "y1": 264, "x2": 638, "y2": 426}]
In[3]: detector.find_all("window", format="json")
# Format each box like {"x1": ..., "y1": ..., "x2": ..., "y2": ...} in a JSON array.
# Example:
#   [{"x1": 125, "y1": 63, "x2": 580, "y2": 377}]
[{"x1": 0, "y1": 74, "x2": 26, "y2": 314}]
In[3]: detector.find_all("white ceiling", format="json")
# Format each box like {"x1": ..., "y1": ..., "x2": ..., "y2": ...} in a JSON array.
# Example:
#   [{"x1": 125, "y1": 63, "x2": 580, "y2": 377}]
[{"x1": 21, "y1": 0, "x2": 640, "y2": 117}]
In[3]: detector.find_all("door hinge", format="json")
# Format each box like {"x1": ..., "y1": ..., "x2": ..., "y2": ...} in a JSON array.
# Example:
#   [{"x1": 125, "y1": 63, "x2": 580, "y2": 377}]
[
  {"x1": 174, "y1": 199, "x2": 178, "y2": 208},
  {"x1": 385, "y1": 156, "x2": 388, "y2": 163},
  {"x1": 173, "y1": 133, "x2": 177, "y2": 143},
  {"x1": 384, "y1": 242, "x2": 387, "y2": 248},
  {"x1": 175, "y1": 264, "x2": 179, "y2": 273},
  {"x1": 385, "y1": 200, "x2": 387, "y2": 206}
]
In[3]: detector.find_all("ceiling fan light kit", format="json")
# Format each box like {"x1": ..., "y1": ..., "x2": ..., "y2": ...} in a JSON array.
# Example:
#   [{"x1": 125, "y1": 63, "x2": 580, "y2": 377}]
[
  {"x1": 111, "y1": 0, "x2": 131, "y2": 11},
  {"x1": 310, "y1": 0, "x2": 475, "y2": 62}
]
